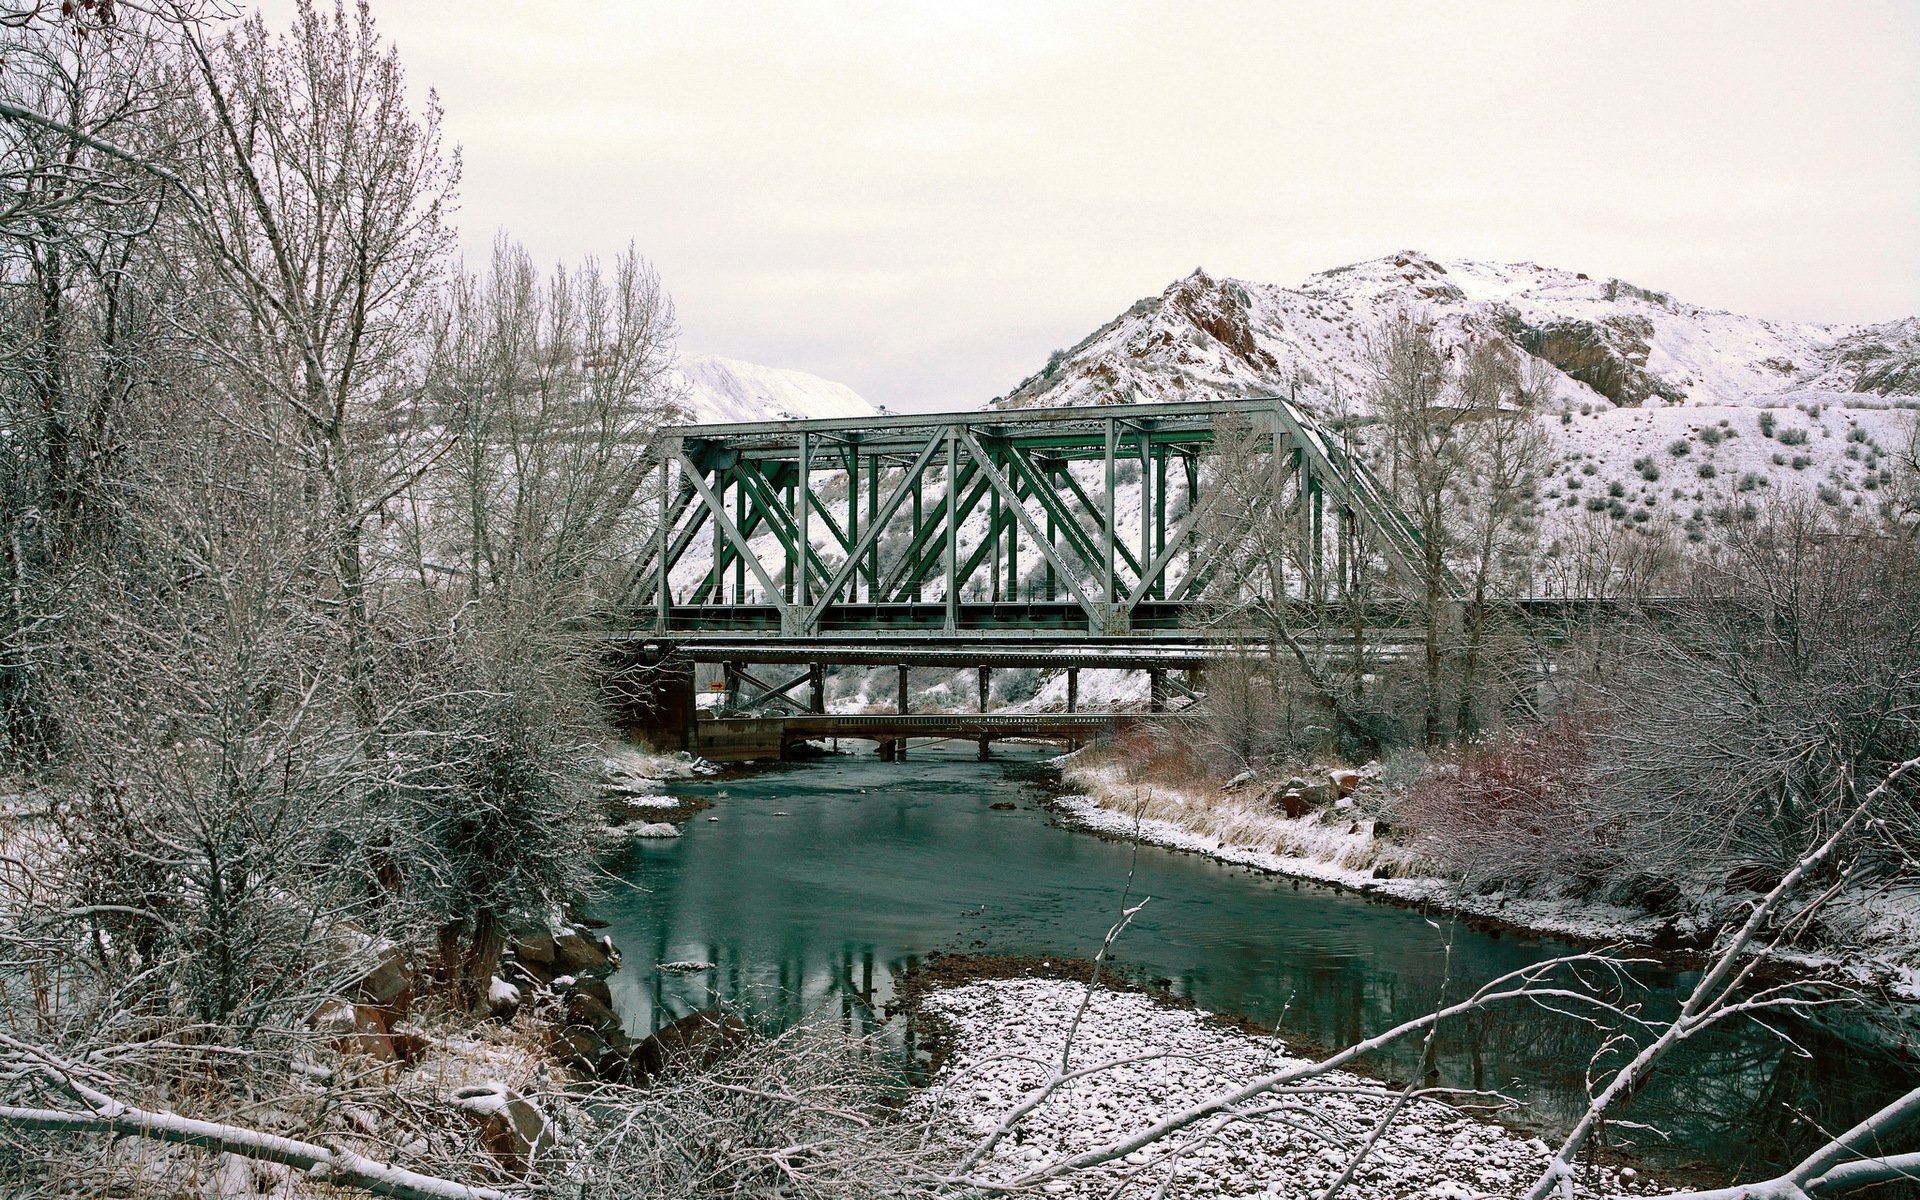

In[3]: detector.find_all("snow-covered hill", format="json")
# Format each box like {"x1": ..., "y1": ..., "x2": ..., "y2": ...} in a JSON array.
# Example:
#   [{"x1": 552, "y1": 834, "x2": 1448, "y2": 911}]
[
  {"x1": 991, "y1": 252, "x2": 1919, "y2": 544},
  {"x1": 995, "y1": 251, "x2": 1917, "y2": 413},
  {"x1": 672, "y1": 354, "x2": 875, "y2": 425}
]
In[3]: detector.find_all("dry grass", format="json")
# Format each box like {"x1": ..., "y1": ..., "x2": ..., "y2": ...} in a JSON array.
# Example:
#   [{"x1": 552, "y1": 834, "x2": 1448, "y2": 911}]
[{"x1": 1063, "y1": 745, "x2": 1431, "y2": 880}]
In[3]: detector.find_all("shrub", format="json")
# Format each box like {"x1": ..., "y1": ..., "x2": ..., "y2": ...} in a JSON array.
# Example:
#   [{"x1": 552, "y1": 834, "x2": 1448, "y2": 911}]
[
  {"x1": 1697, "y1": 462, "x2": 1717, "y2": 479},
  {"x1": 1397, "y1": 713, "x2": 1610, "y2": 892},
  {"x1": 1759, "y1": 411, "x2": 1777, "y2": 437},
  {"x1": 1668, "y1": 439, "x2": 1691, "y2": 457},
  {"x1": 1777, "y1": 427, "x2": 1810, "y2": 447}
]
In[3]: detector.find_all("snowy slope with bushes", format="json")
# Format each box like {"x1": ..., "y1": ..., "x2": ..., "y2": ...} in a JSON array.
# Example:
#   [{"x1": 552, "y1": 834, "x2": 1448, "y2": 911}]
[{"x1": 993, "y1": 252, "x2": 1919, "y2": 540}]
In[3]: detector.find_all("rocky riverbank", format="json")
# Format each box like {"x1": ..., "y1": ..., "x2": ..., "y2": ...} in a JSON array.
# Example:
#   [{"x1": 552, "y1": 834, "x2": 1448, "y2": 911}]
[
  {"x1": 914, "y1": 976, "x2": 1668, "y2": 1200},
  {"x1": 1051, "y1": 751, "x2": 1920, "y2": 1010}
]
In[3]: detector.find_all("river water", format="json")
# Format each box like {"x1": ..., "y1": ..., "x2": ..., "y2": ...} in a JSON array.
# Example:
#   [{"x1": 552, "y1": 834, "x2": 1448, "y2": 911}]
[{"x1": 597, "y1": 743, "x2": 1916, "y2": 1182}]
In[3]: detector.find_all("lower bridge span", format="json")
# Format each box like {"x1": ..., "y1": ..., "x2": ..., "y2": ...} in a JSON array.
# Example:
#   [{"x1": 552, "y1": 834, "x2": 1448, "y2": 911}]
[{"x1": 780, "y1": 712, "x2": 1170, "y2": 756}]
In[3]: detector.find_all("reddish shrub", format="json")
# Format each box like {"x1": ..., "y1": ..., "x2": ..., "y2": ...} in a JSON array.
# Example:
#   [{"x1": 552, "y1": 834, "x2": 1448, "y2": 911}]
[{"x1": 1397, "y1": 712, "x2": 1614, "y2": 891}]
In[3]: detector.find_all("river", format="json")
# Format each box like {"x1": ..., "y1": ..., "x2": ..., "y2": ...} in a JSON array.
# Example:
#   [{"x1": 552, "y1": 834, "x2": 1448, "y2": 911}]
[{"x1": 597, "y1": 742, "x2": 1917, "y2": 1183}]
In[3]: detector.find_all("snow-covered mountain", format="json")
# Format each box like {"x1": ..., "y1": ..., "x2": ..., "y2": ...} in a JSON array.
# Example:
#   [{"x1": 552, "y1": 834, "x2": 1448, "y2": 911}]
[
  {"x1": 672, "y1": 354, "x2": 875, "y2": 425},
  {"x1": 995, "y1": 251, "x2": 1918, "y2": 413},
  {"x1": 992, "y1": 252, "x2": 1919, "y2": 542}
]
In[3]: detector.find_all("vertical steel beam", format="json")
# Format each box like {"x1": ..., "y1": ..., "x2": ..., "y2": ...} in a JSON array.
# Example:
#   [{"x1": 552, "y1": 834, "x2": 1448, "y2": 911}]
[
  {"x1": 1045, "y1": 464, "x2": 1057, "y2": 600},
  {"x1": 845, "y1": 444, "x2": 859, "y2": 604},
  {"x1": 910, "y1": 472, "x2": 923, "y2": 601},
  {"x1": 897, "y1": 665, "x2": 909, "y2": 714},
  {"x1": 944, "y1": 430, "x2": 960, "y2": 632},
  {"x1": 1006, "y1": 468, "x2": 1020, "y2": 600},
  {"x1": 709, "y1": 471, "x2": 726, "y2": 602},
  {"x1": 867, "y1": 454, "x2": 880, "y2": 601},
  {"x1": 1153, "y1": 446, "x2": 1168, "y2": 601},
  {"x1": 1067, "y1": 667, "x2": 1079, "y2": 713},
  {"x1": 797, "y1": 431, "x2": 812, "y2": 607},
  {"x1": 733, "y1": 470, "x2": 746, "y2": 601},
  {"x1": 977, "y1": 665, "x2": 990, "y2": 713},
  {"x1": 1102, "y1": 418, "x2": 1117, "y2": 607},
  {"x1": 655, "y1": 455, "x2": 672, "y2": 629},
  {"x1": 808, "y1": 662, "x2": 825, "y2": 714},
  {"x1": 989, "y1": 478, "x2": 1002, "y2": 600},
  {"x1": 1137, "y1": 431, "x2": 1152, "y2": 599}
]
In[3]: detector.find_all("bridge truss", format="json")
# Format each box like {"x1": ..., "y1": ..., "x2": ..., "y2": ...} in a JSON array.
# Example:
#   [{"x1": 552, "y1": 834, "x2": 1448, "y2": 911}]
[{"x1": 627, "y1": 397, "x2": 1430, "y2": 645}]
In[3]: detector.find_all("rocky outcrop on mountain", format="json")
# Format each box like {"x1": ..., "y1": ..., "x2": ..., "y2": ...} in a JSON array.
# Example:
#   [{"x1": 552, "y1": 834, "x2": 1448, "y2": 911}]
[{"x1": 1827, "y1": 318, "x2": 1920, "y2": 396}]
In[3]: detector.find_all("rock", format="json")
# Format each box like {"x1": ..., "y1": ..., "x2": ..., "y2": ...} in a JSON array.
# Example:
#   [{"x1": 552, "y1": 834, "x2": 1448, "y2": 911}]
[
  {"x1": 553, "y1": 985, "x2": 633, "y2": 1079},
  {"x1": 1329, "y1": 769, "x2": 1361, "y2": 796},
  {"x1": 1224, "y1": 769, "x2": 1257, "y2": 791},
  {"x1": 449, "y1": 1083, "x2": 551, "y2": 1177},
  {"x1": 1299, "y1": 782, "x2": 1339, "y2": 808},
  {"x1": 508, "y1": 932, "x2": 556, "y2": 971},
  {"x1": 551, "y1": 929, "x2": 614, "y2": 977},
  {"x1": 632, "y1": 821, "x2": 681, "y2": 838},
  {"x1": 989, "y1": 801, "x2": 1016, "y2": 810},
  {"x1": 356, "y1": 945, "x2": 415, "y2": 1016},
  {"x1": 657, "y1": 960, "x2": 715, "y2": 974},
  {"x1": 630, "y1": 1008, "x2": 749, "y2": 1082},
  {"x1": 487, "y1": 977, "x2": 522, "y2": 1017},
  {"x1": 310, "y1": 999, "x2": 397, "y2": 1062},
  {"x1": 1277, "y1": 791, "x2": 1308, "y2": 819},
  {"x1": 564, "y1": 974, "x2": 615, "y2": 1010}
]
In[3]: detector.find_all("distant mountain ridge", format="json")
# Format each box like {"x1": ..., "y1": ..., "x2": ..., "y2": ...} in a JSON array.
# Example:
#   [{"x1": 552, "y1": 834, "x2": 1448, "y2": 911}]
[
  {"x1": 994, "y1": 251, "x2": 1919, "y2": 415},
  {"x1": 671, "y1": 353, "x2": 875, "y2": 426}
]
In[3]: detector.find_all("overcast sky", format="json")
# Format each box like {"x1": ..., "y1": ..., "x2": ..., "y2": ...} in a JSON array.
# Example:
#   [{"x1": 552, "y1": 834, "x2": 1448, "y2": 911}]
[{"x1": 282, "y1": 1, "x2": 1919, "y2": 411}]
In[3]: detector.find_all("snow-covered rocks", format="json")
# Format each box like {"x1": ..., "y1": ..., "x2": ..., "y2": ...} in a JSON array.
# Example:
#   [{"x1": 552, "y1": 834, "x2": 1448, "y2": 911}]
[
  {"x1": 921, "y1": 979, "x2": 1658, "y2": 1198},
  {"x1": 487, "y1": 976, "x2": 522, "y2": 1017},
  {"x1": 656, "y1": 959, "x2": 714, "y2": 974},
  {"x1": 631, "y1": 822, "x2": 682, "y2": 839},
  {"x1": 919, "y1": 978, "x2": 1657, "y2": 1199}
]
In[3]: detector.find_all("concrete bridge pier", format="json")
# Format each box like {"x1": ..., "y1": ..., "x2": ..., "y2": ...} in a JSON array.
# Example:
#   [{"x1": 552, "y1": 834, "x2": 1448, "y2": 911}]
[
  {"x1": 977, "y1": 738, "x2": 991, "y2": 760},
  {"x1": 1148, "y1": 668, "x2": 1166, "y2": 713}
]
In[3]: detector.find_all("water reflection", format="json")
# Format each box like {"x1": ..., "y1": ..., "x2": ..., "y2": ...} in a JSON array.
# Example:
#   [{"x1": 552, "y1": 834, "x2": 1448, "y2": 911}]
[{"x1": 595, "y1": 744, "x2": 1916, "y2": 1181}]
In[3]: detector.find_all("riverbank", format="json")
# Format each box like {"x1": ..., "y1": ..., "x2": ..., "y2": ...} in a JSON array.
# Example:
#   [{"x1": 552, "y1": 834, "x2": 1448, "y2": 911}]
[
  {"x1": 1052, "y1": 751, "x2": 1920, "y2": 1008},
  {"x1": 914, "y1": 975, "x2": 1666, "y2": 1200}
]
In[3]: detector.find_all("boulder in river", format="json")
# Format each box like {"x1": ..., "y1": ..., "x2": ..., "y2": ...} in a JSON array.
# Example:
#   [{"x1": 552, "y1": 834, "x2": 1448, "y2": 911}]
[{"x1": 632, "y1": 821, "x2": 682, "y2": 839}]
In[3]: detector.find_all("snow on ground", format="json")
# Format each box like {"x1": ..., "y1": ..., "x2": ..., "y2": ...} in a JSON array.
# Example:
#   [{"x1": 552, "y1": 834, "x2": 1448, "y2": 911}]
[
  {"x1": 917, "y1": 978, "x2": 1662, "y2": 1200},
  {"x1": 1050, "y1": 778, "x2": 1664, "y2": 946}
]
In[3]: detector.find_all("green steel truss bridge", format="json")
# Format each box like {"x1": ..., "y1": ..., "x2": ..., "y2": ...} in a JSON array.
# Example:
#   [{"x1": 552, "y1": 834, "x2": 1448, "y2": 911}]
[
  {"x1": 613, "y1": 398, "x2": 1458, "y2": 738},
  {"x1": 626, "y1": 397, "x2": 1432, "y2": 643}
]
